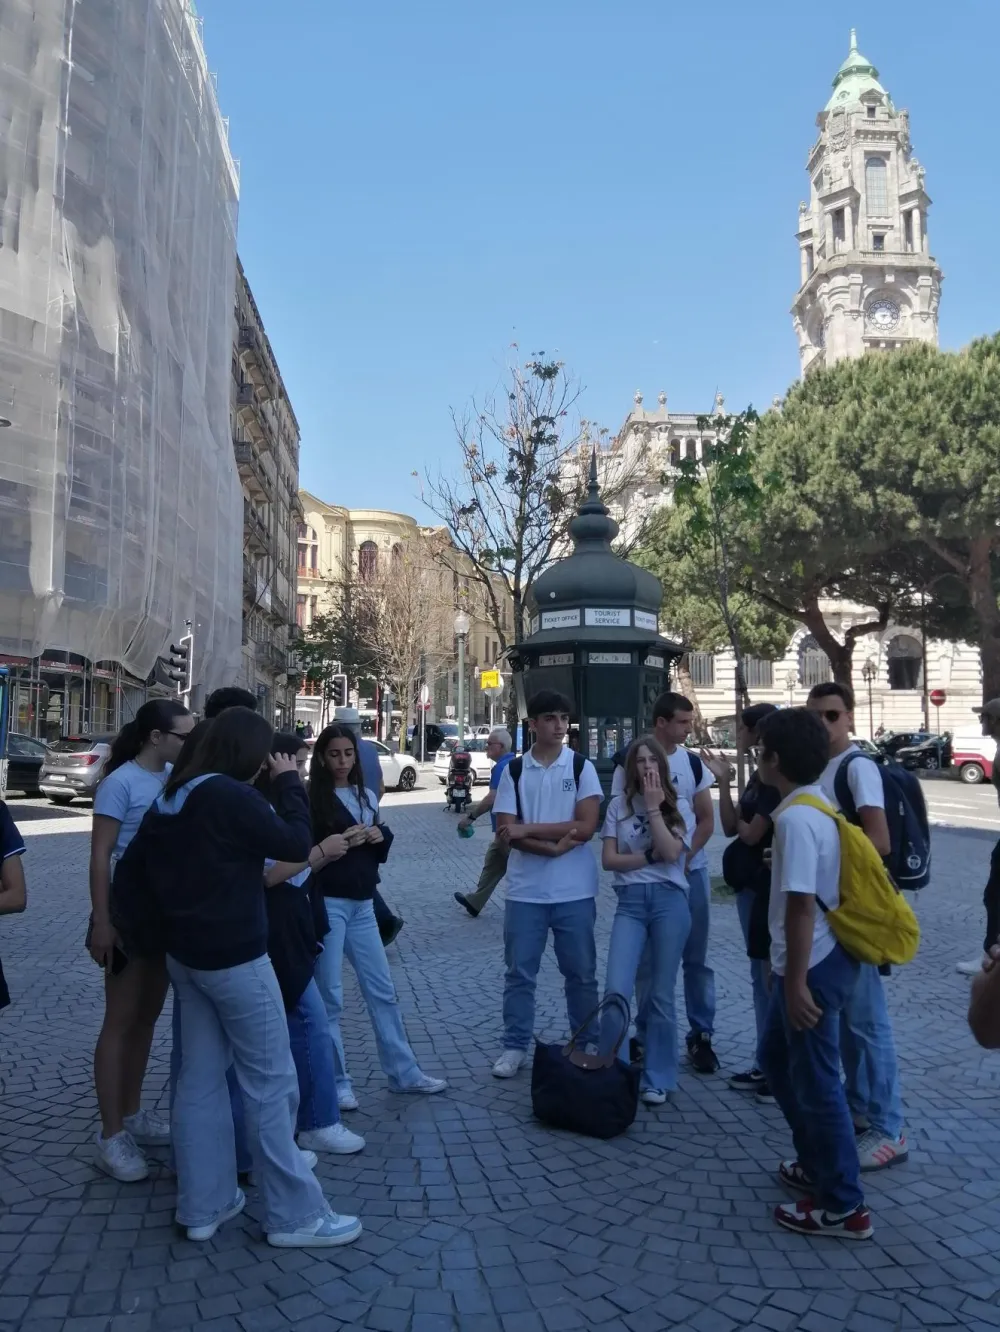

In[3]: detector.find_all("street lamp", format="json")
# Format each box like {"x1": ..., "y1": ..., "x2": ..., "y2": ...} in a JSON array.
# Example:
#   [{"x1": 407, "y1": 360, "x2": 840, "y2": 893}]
[
  {"x1": 454, "y1": 610, "x2": 470, "y2": 746},
  {"x1": 785, "y1": 670, "x2": 798, "y2": 707},
  {"x1": 861, "y1": 658, "x2": 877, "y2": 739}
]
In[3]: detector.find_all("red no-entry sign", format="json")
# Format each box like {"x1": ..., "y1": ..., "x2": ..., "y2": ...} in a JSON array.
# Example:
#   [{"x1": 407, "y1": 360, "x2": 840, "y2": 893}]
[{"x1": 929, "y1": 689, "x2": 947, "y2": 707}]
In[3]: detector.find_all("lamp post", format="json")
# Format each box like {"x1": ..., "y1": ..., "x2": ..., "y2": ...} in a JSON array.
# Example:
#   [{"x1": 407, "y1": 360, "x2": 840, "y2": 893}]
[
  {"x1": 785, "y1": 670, "x2": 797, "y2": 707},
  {"x1": 862, "y1": 658, "x2": 877, "y2": 740},
  {"x1": 454, "y1": 610, "x2": 470, "y2": 746}
]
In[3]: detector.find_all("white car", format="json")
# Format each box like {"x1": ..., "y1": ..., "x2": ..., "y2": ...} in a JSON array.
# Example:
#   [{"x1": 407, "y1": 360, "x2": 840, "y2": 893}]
[
  {"x1": 434, "y1": 737, "x2": 495, "y2": 785},
  {"x1": 372, "y1": 741, "x2": 419, "y2": 791}
]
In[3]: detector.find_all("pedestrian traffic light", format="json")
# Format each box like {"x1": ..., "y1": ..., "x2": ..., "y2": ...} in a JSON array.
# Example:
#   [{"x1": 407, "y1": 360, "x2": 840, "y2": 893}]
[
  {"x1": 167, "y1": 634, "x2": 193, "y2": 695},
  {"x1": 330, "y1": 674, "x2": 347, "y2": 707}
]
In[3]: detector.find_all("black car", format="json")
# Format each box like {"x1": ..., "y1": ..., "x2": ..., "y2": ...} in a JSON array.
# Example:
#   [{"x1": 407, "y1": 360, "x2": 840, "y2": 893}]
[{"x1": 5, "y1": 734, "x2": 48, "y2": 796}]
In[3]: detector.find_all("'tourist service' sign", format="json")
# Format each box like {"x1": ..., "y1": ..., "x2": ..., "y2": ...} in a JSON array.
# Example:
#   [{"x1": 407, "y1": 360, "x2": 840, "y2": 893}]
[{"x1": 584, "y1": 608, "x2": 631, "y2": 627}]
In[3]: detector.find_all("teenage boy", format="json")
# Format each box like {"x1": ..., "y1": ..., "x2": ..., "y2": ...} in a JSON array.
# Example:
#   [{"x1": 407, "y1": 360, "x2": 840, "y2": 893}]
[
  {"x1": 612, "y1": 692, "x2": 718, "y2": 1072},
  {"x1": 755, "y1": 708, "x2": 873, "y2": 1241},
  {"x1": 958, "y1": 700, "x2": 1000, "y2": 974},
  {"x1": 454, "y1": 728, "x2": 515, "y2": 917},
  {"x1": 807, "y1": 682, "x2": 906, "y2": 1172},
  {"x1": 491, "y1": 691, "x2": 603, "y2": 1078}
]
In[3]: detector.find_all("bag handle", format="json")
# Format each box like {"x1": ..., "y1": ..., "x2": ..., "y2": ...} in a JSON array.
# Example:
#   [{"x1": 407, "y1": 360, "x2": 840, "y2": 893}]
[{"x1": 562, "y1": 992, "x2": 632, "y2": 1064}]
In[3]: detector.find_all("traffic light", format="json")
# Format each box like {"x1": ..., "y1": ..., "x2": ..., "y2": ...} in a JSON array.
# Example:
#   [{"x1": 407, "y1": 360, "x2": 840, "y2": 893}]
[
  {"x1": 330, "y1": 674, "x2": 347, "y2": 707},
  {"x1": 167, "y1": 633, "x2": 193, "y2": 696}
]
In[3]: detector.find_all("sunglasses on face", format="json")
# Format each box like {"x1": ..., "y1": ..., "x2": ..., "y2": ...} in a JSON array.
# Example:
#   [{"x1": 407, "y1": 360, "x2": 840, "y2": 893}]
[{"x1": 818, "y1": 709, "x2": 846, "y2": 723}]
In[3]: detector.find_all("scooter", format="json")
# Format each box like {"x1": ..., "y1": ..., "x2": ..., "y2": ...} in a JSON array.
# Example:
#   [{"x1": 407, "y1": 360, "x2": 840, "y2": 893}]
[{"x1": 445, "y1": 749, "x2": 474, "y2": 814}]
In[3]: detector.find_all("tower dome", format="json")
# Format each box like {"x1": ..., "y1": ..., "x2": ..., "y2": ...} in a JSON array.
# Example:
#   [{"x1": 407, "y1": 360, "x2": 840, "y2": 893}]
[{"x1": 825, "y1": 29, "x2": 891, "y2": 112}]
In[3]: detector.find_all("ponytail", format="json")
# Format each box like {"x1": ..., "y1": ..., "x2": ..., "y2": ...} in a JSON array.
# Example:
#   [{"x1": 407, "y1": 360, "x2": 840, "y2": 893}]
[{"x1": 103, "y1": 698, "x2": 190, "y2": 781}]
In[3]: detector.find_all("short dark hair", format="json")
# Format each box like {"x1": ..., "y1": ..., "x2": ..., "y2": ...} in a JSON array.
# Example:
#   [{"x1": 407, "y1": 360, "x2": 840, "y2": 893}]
[
  {"x1": 758, "y1": 708, "x2": 830, "y2": 786},
  {"x1": 164, "y1": 707, "x2": 273, "y2": 796},
  {"x1": 807, "y1": 681, "x2": 855, "y2": 712},
  {"x1": 255, "y1": 731, "x2": 309, "y2": 803},
  {"x1": 742, "y1": 702, "x2": 778, "y2": 735},
  {"x1": 526, "y1": 690, "x2": 572, "y2": 719},
  {"x1": 204, "y1": 687, "x2": 258, "y2": 719},
  {"x1": 652, "y1": 691, "x2": 693, "y2": 723}
]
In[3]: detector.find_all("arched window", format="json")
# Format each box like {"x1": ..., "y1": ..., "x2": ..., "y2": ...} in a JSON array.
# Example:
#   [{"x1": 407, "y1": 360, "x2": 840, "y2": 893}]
[
  {"x1": 391, "y1": 543, "x2": 403, "y2": 568},
  {"x1": 359, "y1": 540, "x2": 378, "y2": 582},
  {"x1": 887, "y1": 633, "x2": 923, "y2": 690},
  {"x1": 685, "y1": 438, "x2": 697, "y2": 461},
  {"x1": 866, "y1": 156, "x2": 888, "y2": 217},
  {"x1": 798, "y1": 635, "x2": 832, "y2": 689}
]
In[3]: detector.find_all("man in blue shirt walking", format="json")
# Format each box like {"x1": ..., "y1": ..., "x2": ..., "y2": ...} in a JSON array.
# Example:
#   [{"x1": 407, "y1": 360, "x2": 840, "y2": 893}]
[{"x1": 454, "y1": 729, "x2": 515, "y2": 918}]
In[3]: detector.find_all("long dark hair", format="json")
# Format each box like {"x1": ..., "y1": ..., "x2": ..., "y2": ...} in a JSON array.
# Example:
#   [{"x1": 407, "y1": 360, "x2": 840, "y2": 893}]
[
  {"x1": 255, "y1": 732, "x2": 308, "y2": 804},
  {"x1": 103, "y1": 699, "x2": 190, "y2": 780},
  {"x1": 309, "y1": 723, "x2": 371, "y2": 836},
  {"x1": 164, "y1": 707, "x2": 274, "y2": 797},
  {"x1": 622, "y1": 734, "x2": 684, "y2": 832}
]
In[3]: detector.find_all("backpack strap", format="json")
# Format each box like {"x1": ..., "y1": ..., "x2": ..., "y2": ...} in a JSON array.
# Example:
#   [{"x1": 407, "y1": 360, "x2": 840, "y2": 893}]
[
  {"x1": 688, "y1": 750, "x2": 703, "y2": 786},
  {"x1": 572, "y1": 751, "x2": 586, "y2": 789},
  {"x1": 508, "y1": 756, "x2": 524, "y2": 822},
  {"x1": 833, "y1": 751, "x2": 862, "y2": 824}
]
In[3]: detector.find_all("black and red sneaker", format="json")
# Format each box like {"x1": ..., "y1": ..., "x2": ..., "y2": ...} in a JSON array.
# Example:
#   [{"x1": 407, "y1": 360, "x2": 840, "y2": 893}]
[
  {"x1": 777, "y1": 1159, "x2": 815, "y2": 1195},
  {"x1": 774, "y1": 1198, "x2": 873, "y2": 1240}
]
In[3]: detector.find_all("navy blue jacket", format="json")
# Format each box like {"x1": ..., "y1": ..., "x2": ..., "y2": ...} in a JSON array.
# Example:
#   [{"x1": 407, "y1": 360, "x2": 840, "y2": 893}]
[{"x1": 112, "y1": 771, "x2": 311, "y2": 971}]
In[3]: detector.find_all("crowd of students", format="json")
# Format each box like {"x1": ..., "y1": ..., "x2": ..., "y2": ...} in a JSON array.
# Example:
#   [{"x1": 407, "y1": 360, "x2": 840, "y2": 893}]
[
  {"x1": 456, "y1": 684, "x2": 912, "y2": 1241},
  {"x1": 3, "y1": 674, "x2": 995, "y2": 1249}
]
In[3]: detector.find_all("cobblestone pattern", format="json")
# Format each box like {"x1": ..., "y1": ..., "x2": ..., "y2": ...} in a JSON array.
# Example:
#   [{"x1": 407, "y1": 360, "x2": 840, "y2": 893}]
[{"x1": 1, "y1": 789, "x2": 999, "y2": 1331}]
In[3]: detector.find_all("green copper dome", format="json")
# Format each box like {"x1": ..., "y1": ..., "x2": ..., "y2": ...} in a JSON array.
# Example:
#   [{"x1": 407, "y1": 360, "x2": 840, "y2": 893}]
[{"x1": 824, "y1": 29, "x2": 891, "y2": 112}]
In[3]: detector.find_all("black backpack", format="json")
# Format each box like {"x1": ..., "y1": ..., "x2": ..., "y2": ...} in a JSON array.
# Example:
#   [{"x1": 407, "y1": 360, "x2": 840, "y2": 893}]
[
  {"x1": 833, "y1": 751, "x2": 931, "y2": 892},
  {"x1": 509, "y1": 751, "x2": 587, "y2": 820}
]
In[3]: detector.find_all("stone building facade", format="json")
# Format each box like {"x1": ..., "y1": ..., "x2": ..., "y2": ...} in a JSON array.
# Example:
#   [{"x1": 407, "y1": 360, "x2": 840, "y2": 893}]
[
  {"x1": 593, "y1": 33, "x2": 980, "y2": 740},
  {"x1": 233, "y1": 261, "x2": 302, "y2": 728},
  {"x1": 295, "y1": 493, "x2": 510, "y2": 735}
]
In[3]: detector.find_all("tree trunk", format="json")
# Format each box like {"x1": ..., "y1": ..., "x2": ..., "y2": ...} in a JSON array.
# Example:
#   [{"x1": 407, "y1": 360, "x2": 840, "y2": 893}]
[
  {"x1": 802, "y1": 600, "x2": 854, "y2": 686},
  {"x1": 675, "y1": 654, "x2": 709, "y2": 742},
  {"x1": 968, "y1": 535, "x2": 1000, "y2": 704}
]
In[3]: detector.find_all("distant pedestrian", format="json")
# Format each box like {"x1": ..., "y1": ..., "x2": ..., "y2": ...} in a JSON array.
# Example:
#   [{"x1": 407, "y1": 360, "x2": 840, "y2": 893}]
[
  {"x1": 701, "y1": 702, "x2": 779, "y2": 1101},
  {"x1": 333, "y1": 706, "x2": 405, "y2": 947},
  {"x1": 600, "y1": 737, "x2": 689, "y2": 1105},
  {"x1": 807, "y1": 683, "x2": 907, "y2": 1172},
  {"x1": 89, "y1": 699, "x2": 194, "y2": 1182},
  {"x1": 309, "y1": 724, "x2": 447, "y2": 1111},
  {"x1": 755, "y1": 708, "x2": 873, "y2": 1241},
  {"x1": 119, "y1": 708, "x2": 362, "y2": 1247},
  {"x1": 0, "y1": 800, "x2": 28, "y2": 1015},
  {"x1": 491, "y1": 691, "x2": 602, "y2": 1079},
  {"x1": 454, "y1": 728, "x2": 515, "y2": 917},
  {"x1": 958, "y1": 699, "x2": 1000, "y2": 975}
]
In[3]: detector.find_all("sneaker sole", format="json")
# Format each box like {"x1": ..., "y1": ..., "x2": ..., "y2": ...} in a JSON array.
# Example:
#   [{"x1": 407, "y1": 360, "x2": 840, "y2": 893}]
[
  {"x1": 298, "y1": 1137, "x2": 366, "y2": 1156},
  {"x1": 186, "y1": 1192, "x2": 246, "y2": 1242},
  {"x1": 860, "y1": 1150, "x2": 909, "y2": 1173},
  {"x1": 267, "y1": 1218, "x2": 363, "y2": 1248},
  {"x1": 389, "y1": 1083, "x2": 448, "y2": 1095},
  {"x1": 93, "y1": 1153, "x2": 148, "y2": 1184},
  {"x1": 775, "y1": 1211, "x2": 873, "y2": 1241}
]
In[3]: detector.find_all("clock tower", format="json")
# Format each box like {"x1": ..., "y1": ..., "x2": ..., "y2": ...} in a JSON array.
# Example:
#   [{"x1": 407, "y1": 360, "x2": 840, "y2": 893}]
[{"x1": 791, "y1": 31, "x2": 942, "y2": 375}]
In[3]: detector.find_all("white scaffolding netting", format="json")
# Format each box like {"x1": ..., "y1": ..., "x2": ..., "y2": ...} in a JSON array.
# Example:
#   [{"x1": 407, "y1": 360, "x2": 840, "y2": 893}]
[{"x1": 0, "y1": 0, "x2": 242, "y2": 692}]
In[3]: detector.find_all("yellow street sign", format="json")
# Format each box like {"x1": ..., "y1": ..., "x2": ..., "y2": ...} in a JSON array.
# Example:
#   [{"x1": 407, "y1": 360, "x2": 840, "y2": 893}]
[{"x1": 480, "y1": 670, "x2": 501, "y2": 690}]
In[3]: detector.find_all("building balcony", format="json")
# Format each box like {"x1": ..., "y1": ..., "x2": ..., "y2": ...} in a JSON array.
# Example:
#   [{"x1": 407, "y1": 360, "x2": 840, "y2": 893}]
[
  {"x1": 243, "y1": 500, "x2": 273, "y2": 558},
  {"x1": 271, "y1": 590, "x2": 289, "y2": 623},
  {"x1": 254, "y1": 638, "x2": 287, "y2": 672},
  {"x1": 233, "y1": 439, "x2": 272, "y2": 501},
  {"x1": 235, "y1": 381, "x2": 267, "y2": 445},
  {"x1": 238, "y1": 324, "x2": 276, "y2": 400}
]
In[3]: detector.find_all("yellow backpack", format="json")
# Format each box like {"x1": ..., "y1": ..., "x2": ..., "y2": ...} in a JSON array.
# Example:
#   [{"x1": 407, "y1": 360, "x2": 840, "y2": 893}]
[{"x1": 788, "y1": 794, "x2": 920, "y2": 967}]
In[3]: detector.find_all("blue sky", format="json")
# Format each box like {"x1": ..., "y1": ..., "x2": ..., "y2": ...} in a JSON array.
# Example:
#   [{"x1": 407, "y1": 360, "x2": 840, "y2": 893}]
[{"x1": 202, "y1": 0, "x2": 1000, "y2": 519}]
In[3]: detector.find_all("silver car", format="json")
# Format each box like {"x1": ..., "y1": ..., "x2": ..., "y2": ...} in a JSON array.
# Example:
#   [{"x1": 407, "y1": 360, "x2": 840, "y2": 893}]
[
  {"x1": 433, "y1": 737, "x2": 495, "y2": 786},
  {"x1": 39, "y1": 735, "x2": 114, "y2": 805}
]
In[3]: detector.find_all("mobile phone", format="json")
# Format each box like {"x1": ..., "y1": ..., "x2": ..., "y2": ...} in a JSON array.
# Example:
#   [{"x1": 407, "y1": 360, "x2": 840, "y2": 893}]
[{"x1": 110, "y1": 946, "x2": 129, "y2": 977}]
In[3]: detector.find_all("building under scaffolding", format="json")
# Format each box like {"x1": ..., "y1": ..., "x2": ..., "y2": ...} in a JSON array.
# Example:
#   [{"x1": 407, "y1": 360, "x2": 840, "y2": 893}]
[{"x1": 0, "y1": 0, "x2": 242, "y2": 737}]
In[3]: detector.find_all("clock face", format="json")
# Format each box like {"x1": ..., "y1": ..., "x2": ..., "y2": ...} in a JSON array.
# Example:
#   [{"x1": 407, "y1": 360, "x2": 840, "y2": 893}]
[{"x1": 866, "y1": 298, "x2": 900, "y2": 332}]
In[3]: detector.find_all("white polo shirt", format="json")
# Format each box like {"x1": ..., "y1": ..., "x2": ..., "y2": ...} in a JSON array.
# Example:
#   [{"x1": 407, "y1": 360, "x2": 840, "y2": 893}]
[
  {"x1": 610, "y1": 747, "x2": 714, "y2": 871},
  {"x1": 493, "y1": 745, "x2": 603, "y2": 904},
  {"x1": 768, "y1": 785, "x2": 841, "y2": 976},
  {"x1": 819, "y1": 745, "x2": 885, "y2": 814}
]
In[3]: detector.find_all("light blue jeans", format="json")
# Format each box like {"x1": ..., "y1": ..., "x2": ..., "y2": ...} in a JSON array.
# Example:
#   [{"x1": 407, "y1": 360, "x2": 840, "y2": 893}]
[
  {"x1": 736, "y1": 888, "x2": 770, "y2": 1068},
  {"x1": 840, "y1": 962, "x2": 905, "y2": 1138},
  {"x1": 502, "y1": 897, "x2": 599, "y2": 1052},
  {"x1": 167, "y1": 955, "x2": 328, "y2": 1235},
  {"x1": 636, "y1": 865, "x2": 715, "y2": 1042},
  {"x1": 313, "y1": 897, "x2": 422, "y2": 1095},
  {"x1": 601, "y1": 884, "x2": 690, "y2": 1092}
]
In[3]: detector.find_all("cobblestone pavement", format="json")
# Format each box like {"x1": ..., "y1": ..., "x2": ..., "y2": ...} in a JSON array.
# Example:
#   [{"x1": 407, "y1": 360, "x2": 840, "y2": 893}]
[{"x1": 2, "y1": 784, "x2": 1000, "y2": 1332}]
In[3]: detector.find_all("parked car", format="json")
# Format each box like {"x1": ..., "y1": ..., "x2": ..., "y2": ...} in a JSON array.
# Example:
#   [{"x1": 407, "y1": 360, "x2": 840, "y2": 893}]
[
  {"x1": 4, "y1": 735, "x2": 48, "y2": 796},
  {"x1": 853, "y1": 738, "x2": 888, "y2": 764},
  {"x1": 406, "y1": 721, "x2": 459, "y2": 758},
  {"x1": 892, "y1": 732, "x2": 952, "y2": 772},
  {"x1": 39, "y1": 735, "x2": 114, "y2": 805},
  {"x1": 433, "y1": 737, "x2": 494, "y2": 785},
  {"x1": 951, "y1": 732, "x2": 997, "y2": 785},
  {"x1": 875, "y1": 730, "x2": 935, "y2": 759},
  {"x1": 370, "y1": 740, "x2": 418, "y2": 791}
]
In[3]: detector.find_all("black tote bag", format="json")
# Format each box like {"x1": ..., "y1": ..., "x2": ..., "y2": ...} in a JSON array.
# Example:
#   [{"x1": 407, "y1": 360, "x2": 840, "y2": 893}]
[{"x1": 531, "y1": 993, "x2": 640, "y2": 1140}]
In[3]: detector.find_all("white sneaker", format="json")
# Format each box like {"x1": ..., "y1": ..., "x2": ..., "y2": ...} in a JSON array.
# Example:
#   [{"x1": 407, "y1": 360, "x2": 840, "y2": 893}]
[
  {"x1": 267, "y1": 1210, "x2": 363, "y2": 1248},
  {"x1": 857, "y1": 1130, "x2": 909, "y2": 1172},
  {"x1": 492, "y1": 1050, "x2": 526, "y2": 1079},
  {"x1": 389, "y1": 1073, "x2": 448, "y2": 1095},
  {"x1": 186, "y1": 1189, "x2": 246, "y2": 1242},
  {"x1": 957, "y1": 956, "x2": 988, "y2": 976},
  {"x1": 94, "y1": 1130, "x2": 148, "y2": 1182},
  {"x1": 337, "y1": 1088, "x2": 360, "y2": 1112},
  {"x1": 641, "y1": 1089, "x2": 668, "y2": 1106},
  {"x1": 298, "y1": 1124, "x2": 365, "y2": 1155},
  {"x1": 123, "y1": 1108, "x2": 171, "y2": 1146}
]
